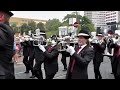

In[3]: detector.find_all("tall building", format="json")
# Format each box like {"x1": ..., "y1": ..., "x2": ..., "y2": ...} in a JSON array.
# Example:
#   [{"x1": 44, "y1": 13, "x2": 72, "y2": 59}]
[
  {"x1": 84, "y1": 11, "x2": 106, "y2": 29},
  {"x1": 84, "y1": 11, "x2": 120, "y2": 31},
  {"x1": 9, "y1": 17, "x2": 47, "y2": 27},
  {"x1": 105, "y1": 11, "x2": 120, "y2": 24}
]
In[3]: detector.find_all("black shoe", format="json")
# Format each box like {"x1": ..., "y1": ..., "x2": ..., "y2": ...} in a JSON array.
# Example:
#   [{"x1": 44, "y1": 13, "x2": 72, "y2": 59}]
[
  {"x1": 111, "y1": 72, "x2": 113, "y2": 74},
  {"x1": 99, "y1": 76, "x2": 102, "y2": 79},
  {"x1": 30, "y1": 75, "x2": 36, "y2": 78},
  {"x1": 24, "y1": 71, "x2": 29, "y2": 73}
]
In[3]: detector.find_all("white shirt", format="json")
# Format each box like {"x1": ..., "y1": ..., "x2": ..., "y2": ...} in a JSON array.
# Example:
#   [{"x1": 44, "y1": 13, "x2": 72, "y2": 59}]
[{"x1": 77, "y1": 44, "x2": 87, "y2": 54}]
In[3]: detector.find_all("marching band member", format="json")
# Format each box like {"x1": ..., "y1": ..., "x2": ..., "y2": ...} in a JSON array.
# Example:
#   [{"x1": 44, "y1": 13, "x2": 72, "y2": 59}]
[
  {"x1": 60, "y1": 36, "x2": 70, "y2": 71},
  {"x1": 106, "y1": 34, "x2": 114, "y2": 74},
  {"x1": 91, "y1": 33, "x2": 106, "y2": 79},
  {"x1": 0, "y1": 11, "x2": 15, "y2": 79},
  {"x1": 65, "y1": 29, "x2": 94, "y2": 79},
  {"x1": 38, "y1": 40, "x2": 59, "y2": 79},
  {"x1": 27, "y1": 37, "x2": 36, "y2": 78},
  {"x1": 60, "y1": 50, "x2": 68, "y2": 71},
  {"x1": 109, "y1": 36, "x2": 120, "y2": 79},
  {"x1": 20, "y1": 36, "x2": 30, "y2": 73},
  {"x1": 33, "y1": 44, "x2": 45, "y2": 79}
]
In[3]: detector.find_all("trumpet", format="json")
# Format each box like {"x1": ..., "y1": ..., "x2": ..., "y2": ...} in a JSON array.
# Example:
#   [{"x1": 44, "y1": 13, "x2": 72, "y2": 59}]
[
  {"x1": 57, "y1": 36, "x2": 77, "y2": 51},
  {"x1": 32, "y1": 33, "x2": 45, "y2": 46},
  {"x1": 91, "y1": 39, "x2": 104, "y2": 46},
  {"x1": 91, "y1": 38, "x2": 99, "y2": 44},
  {"x1": 29, "y1": 28, "x2": 47, "y2": 46}
]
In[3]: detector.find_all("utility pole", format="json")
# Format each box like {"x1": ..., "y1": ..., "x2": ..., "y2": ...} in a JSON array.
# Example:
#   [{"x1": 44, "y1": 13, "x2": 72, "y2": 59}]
[{"x1": 76, "y1": 11, "x2": 78, "y2": 22}]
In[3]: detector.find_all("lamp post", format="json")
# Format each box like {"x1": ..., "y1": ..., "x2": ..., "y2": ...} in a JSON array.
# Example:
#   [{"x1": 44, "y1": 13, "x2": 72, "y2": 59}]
[{"x1": 76, "y1": 11, "x2": 78, "y2": 22}]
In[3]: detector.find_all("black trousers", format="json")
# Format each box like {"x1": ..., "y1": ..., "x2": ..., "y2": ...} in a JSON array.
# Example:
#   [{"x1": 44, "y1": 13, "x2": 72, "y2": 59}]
[
  {"x1": 33, "y1": 47, "x2": 45, "y2": 79},
  {"x1": 61, "y1": 52, "x2": 67, "y2": 69},
  {"x1": 93, "y1": 62, "x2": 102, "y2": 79},
  {"x1": 33, "y1": 61, "x2": 43, "y2": 79},
  {"x1": 28, "y1": 54, "x2": 35, "y2": 76},
  {"x1": 46, "y1": 74, "x2": 56, "y2": 79},
  {"x1": 23, "y1": 56, "x2": 29, "y2": 72}
]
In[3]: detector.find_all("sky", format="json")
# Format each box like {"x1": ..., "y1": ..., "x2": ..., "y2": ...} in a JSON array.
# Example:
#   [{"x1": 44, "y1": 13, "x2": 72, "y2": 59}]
[{"x1": 11, "y1": 11, "x2": 84, "y2": 22}]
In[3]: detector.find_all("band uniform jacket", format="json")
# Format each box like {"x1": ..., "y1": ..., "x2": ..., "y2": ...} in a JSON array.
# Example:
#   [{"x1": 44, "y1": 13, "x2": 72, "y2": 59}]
[
  {"x1": 110, "y1": 43, "x2": 120, "y2": 77},
  {"x1": 0, "y1": 23, "x2": 15, "y2": 79},
  {"x1": 34, "y1": 46, "x2": 45, "y2": 62},
  {"x1": 28, "y1": 40, "x2": 35, "y2": 57},
  {"x1": 107, "y1": 38, "x2": 114, "y2": 54},
  {"x1": 66, "y1": 45, "x2": 94, "y2": 79},
  {"x1": 44, "y1": 45, "x2": 59, "y2": 75},
  {"x1": 92, "y1": 41, "x2": 106, "y2": 63},
  {"x1": 20, "y1": 41, "x2": 30, "y2": 56}
]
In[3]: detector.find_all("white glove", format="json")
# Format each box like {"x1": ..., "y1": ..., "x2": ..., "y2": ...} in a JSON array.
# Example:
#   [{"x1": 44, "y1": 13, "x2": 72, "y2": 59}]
[
  {"x1": 66, "y1": 45, "x2": 75, "y2": 56},
  {"x1": 29, "y1": 38, "x2": 33, "y2": 41},
  {"x1": 25, "y1": 37, "x2": 29, "y2": 41},
  {"x1": 51, "y1": 40, "x2": 56, "y2": 47},
  {"x1": 39, "y1": 45, "x2": 46, "y2": 52},
  {"x1": 20, "y1": 39, "x2": 23, "y2": 42},
  {"x1": 94, "y1": 39, "x2": 98, "y2": 43}
]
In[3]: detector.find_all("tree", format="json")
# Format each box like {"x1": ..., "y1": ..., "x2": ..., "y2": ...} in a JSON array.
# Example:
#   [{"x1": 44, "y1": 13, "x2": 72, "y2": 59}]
[
  {"x1": 36, "y1": 22, "x2": 45, "y2": 32},
  {"x1": 11, "y1": 24, "x2": 19, "y2": 33},
  {"x1": 62, "y1": 12, "x2": 82, "y2": 27},
  {"x1": 80, "y1": 16, "x2": 95, "y2": 32},
  {"x1": 84, "y1": 24, "x2": 95, "y2": 32},
  {"x1": 62, "y1": 12, "x2": 95, "y2": 33},
  {"x1": 28, "y1": 20, "x2": 36, "y2": 33},
  {"x1": 21, "y1": 23, "x2": 28, "y2": 35},
  {"x1": 45, "y1": 18, "x2": 61, "y2": 38},
  {"x1": 81, "y1": 16, "x2": 92, "y2": 24}
]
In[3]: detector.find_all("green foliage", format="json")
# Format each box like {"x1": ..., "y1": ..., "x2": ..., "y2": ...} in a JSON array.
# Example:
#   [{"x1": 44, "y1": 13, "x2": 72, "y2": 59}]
[
  {"x1": 62, "y1": 12, "x2": 82, "y2": 25},
  {"x1": 84, "y1": 24, "x2": 95, "y2": 32},
  {"x1": 11, "y1": 24, "x2": 20, "y2": 33},
  {"x1": 81, "y1": 16, "x2": 92, "y2": 24},
  {"x1": 28, "y1": 21, "x2": 36, "y2": 33},
  {"x1": 46, "y1": 30, "x2": 58, "y2": 38},
  {"x1": 36, "y1": 22, "x2": 45, "y2": 32},
  {"x1": 21, "y1": 23, "x2": 28, "y2": 34},
  {"x1": 62, "y1": 12, "x2": 95, "y2": 33},
  {"x1": 45, "y1": 18, "x2": 61, "y2": 31}
]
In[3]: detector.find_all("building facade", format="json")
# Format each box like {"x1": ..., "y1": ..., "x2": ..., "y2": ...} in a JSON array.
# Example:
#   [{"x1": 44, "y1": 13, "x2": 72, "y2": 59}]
[
  {"x1": 9, "y1": 17, "x2": 47, "y2": 27},
  {"x1": 84, "y1": 11, "x2": 106, "y2": 29},
  {"x1": 84, "y1": 11, "x2": 120, "y2": 29},
  {"x1": 105, "y1": 11, "x2": 120, "y2": 24}
]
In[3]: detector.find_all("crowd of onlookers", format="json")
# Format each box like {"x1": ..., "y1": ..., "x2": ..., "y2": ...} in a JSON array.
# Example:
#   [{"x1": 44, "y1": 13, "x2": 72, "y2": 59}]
[{"x1": 12, "y1": 35, "x2": 23, "y2": 63}]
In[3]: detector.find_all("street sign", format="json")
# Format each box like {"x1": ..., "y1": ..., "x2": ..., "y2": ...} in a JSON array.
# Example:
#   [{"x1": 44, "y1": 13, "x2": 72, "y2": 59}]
[
  {"x1": 74, "y1": 22, "x2": 78, "y2": 28},
  {"x1": 69, "y1": 18, "x2": 76, "y2": 25}
]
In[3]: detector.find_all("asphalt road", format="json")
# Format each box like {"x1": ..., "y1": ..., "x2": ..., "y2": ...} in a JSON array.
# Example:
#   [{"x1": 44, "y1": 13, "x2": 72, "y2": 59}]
[{"x1": 14, "y1": 54, "x2": 114, "y2": 79}]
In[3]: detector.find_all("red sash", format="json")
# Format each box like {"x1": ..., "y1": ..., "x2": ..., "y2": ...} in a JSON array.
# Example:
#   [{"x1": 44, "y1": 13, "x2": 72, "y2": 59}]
[
  {"x1": 48, "y1": 46, "x2": 53, "y2": 52},
  {"x1": 70, "y1": 47, "x2": 81, "y2": 73}
]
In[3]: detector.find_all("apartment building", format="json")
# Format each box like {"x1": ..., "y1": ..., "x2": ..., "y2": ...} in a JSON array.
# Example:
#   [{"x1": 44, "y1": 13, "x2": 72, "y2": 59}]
[{"x1": 9, "y1": 17, "x2": 47, "y2": 27}]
